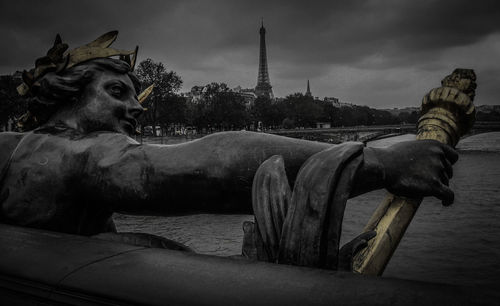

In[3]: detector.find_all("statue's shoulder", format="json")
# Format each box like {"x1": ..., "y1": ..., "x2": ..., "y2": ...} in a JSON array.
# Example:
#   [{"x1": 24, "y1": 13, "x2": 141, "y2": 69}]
[
  {"x1": 56, "y1": 131, "x2": 141, "y2": 160},
  {"x1": 0, "y1": 131, "x2": 27, "y2": 173},
  {"x1": 0, "y1": 131, "x2": 26, "y2": 153},
  {"x1": 0, "y1": 128, "x2": 140, "y2": 165},
  {"x1": 31, "y1": 126, "x2": 139, "y2": 148},
  {"x1": 80, "y1": 131, "x2": 140, "y2": 148},
  {"x1": 72, "y1": 132, "x2": 141, "y2": 163},
  {"x1": 0, "y1": 131, "x2": 25, "y2": 144}
]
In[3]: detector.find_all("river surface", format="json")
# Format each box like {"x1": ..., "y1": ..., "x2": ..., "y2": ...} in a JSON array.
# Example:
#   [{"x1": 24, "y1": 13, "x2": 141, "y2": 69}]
[{"x1": 114, "y1": 132, "x2": 500, "y2": 289}]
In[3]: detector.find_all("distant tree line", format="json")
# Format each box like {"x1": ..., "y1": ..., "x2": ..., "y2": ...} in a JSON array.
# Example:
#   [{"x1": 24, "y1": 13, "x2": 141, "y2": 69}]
[
  {"x1": 251, "y1": 94, "x2": 404, "y2": 129},
  {"x1": 1, "y1": 58, "x2": 499, "y2": 133},
  {"x1": 0, "y1": 75, "x2": 28, "y2": 130},
  {"x1": 133, "y1": 59, "x2": 420, "y2": 134}
]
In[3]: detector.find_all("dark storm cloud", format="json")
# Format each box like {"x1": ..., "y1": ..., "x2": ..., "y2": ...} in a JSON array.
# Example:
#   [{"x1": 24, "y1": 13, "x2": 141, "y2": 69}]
[
  {"x1": 0, "y1": 0, "x2": 498, "y2": 107},
  {"x1": 257, "y1": 0, "x2": 500, "y2": 76},
  {"x1": 0, "y1": 0, "x2": 181, "y2": 68}
]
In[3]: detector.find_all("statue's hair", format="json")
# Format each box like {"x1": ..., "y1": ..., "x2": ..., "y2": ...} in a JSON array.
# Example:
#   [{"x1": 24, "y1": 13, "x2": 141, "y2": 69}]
[{"x1": 25, "y1": 58, "x2": 141, "y2": 129}]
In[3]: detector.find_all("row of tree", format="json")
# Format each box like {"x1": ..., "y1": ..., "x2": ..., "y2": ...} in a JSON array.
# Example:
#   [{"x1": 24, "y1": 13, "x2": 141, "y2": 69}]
[
  {"x1": 134, "y1": 59, "x2": 419, "y2": 133},
  {"x1": 1, "y1": 58, "x2": 498, "y2": 133},
  {"x1": 0, "y1": 75, "x2": 27, "y2": 130}
]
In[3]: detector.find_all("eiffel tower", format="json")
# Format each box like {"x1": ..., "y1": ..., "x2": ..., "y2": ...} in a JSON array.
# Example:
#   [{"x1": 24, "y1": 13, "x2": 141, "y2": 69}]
[{"x1": 255, "y1": 20, "x2": 274, "y2": 99}]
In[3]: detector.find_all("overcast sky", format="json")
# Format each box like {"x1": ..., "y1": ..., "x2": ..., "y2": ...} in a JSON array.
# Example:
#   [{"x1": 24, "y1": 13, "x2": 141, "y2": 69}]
[{"x1": 1, "y1": 0, "x2": 499, "y2": 108}]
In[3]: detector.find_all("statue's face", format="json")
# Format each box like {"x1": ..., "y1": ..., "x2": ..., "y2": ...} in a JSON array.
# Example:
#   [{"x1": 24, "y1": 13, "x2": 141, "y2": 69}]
[{"x1": 76, "y1": 69, "x2": 143, "y2": 135}]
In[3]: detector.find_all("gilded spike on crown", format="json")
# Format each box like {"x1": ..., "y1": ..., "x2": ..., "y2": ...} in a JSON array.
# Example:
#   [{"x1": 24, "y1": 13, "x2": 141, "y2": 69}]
[
  {"x1": 138, "y1": 84, "x2": 154, "y2": 104},
  {"x1": 17, "y1": 31, "x2": 139, "y2": 96}
]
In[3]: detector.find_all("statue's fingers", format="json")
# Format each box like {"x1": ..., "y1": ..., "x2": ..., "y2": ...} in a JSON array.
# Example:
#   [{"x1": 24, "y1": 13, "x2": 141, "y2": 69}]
[
  {"x1": 441, "y1": 156, "x2": 453, "y2": 179},
  {"x1": 350, "y1": 231, "x2": 377, "y2": 255},
  {"x1": 352, "y1": 231, "x2": 377, "y2": 257},
  {"x1": 355, "y1": 230, "x2": 377, "y2": 243},
  {"x1": 435, "y1": 183, "x2": 454, "y2": 206},
  {"x1": 338, "y1": 231, "x2": 376, "y2": 271},
  {"x1": 352, "y1": 239, "x2": 368, "y2": 256},
  {"x1": 440, "y1": 170, "x2": 449, "y2": 186},
  {"x1": 440, "y1": 144, "x2": 459, "y2": 165}
]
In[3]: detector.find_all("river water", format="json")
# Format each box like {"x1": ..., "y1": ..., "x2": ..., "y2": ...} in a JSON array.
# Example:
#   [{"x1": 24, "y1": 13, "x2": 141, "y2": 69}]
[{"x1": 114, "y1": 132, "x2": 500, "y2": 289}]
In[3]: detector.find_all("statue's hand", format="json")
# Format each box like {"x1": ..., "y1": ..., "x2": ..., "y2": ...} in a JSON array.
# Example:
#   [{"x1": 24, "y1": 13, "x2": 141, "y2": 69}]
[
  {"x1": 373, "y1": 140, "x2": 459, "y2": 206},
  {"x1": 338, "y1": 231, "x2": 376, "y2": 271}
]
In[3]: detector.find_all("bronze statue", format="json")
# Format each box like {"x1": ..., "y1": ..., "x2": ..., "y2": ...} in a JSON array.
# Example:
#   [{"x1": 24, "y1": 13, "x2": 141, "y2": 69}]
[{"x1": 0, "y1": 32, "x2": 461, "y2": 271}]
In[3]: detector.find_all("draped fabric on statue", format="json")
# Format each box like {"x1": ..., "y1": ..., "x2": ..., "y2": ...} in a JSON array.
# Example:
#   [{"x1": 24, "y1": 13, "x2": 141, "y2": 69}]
[{"x1": 247, "y1": 142, "x2": 365, "y2": 270}]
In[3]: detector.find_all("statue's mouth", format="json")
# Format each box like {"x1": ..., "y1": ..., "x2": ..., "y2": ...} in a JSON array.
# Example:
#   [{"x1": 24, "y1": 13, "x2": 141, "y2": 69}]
[{"x1": 121, "y1": 117, "x2": 137, "y2": 134}]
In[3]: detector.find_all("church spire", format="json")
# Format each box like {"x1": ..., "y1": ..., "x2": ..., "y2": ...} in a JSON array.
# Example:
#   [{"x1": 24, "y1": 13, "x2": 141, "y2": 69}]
[{"x1": 305, "y1": 79, "x2": 312, "y2": 97}]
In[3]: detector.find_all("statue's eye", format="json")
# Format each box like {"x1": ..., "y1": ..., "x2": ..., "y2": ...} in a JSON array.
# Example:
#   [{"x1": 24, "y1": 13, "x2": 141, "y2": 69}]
[{"x1": 109, "y1": 85, "x2": 124, "y2": 98}]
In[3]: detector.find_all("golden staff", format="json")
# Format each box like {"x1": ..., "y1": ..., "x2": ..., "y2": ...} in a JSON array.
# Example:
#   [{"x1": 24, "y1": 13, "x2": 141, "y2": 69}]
[{"x1": 353, "y1": 69, "x2": 477, "y2": 275}]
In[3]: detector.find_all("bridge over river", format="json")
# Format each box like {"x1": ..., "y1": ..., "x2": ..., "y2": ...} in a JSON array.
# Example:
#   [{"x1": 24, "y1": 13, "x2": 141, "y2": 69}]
[
  {"x1": 268, "y1": 122, "x2": 500, "y2": 144},
  {"x1": 136, "y1": 122, "x2": 500, "y2": 145}
]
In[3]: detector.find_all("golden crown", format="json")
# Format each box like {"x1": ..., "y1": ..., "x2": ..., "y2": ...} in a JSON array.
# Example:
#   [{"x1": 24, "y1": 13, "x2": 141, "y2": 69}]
[{"x1": 17, "y1": 30, "x2": 138, "y2": 96}]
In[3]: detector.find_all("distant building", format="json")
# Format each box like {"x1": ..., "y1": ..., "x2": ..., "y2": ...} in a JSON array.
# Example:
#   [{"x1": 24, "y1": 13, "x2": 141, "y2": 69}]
[
  {"x1": 324, "y1": 97, "x2": 353, "y2": 108},
  {"x1": 232, "y1": 86, "x2": 257, "y2": 107},
  {"x1": 477, "y1": 105, "x2": 500, "y2": 112},
  {"x1": 316, "y1": 122, "x2": 331, "y2": 129},
  {"x1": 184, "y1": 85, "x2": 206, "y2": 103},
  {"x1": 12, "y1": 71, "x2": 22, "y2": 82},
  {"x1": 324, "y1": 97, "x2": 340, "y2": 107},
  {"x1": 183, "y1": 85, "x2": 257, "y2": 108}
]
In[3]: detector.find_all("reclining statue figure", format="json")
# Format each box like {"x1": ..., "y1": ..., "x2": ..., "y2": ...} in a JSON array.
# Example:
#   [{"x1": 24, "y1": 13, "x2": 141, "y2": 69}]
[{"x1": 0, "y1": 32, "x2": 459, "y2": 271}]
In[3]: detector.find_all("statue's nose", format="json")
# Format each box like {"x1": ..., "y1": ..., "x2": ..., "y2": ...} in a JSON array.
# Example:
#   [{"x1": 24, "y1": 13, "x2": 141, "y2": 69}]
[{"x1": 129, "y1": 102, "x2": 144, "y2": 119}]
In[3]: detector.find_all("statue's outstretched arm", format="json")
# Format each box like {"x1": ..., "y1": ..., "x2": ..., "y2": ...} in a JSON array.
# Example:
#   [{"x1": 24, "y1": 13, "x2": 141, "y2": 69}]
[
  {"x1": 85, "y1": 131, "x2": 455, "y2": 216},
  {"x1": 86, "y1": 131, "x2": 330, "y2": 215}
]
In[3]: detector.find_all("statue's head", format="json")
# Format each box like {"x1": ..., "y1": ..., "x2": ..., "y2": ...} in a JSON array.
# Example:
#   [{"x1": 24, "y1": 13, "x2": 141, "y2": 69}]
[{"x1": 17, "y1": 31, "x2": 144, "y2": 135}]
